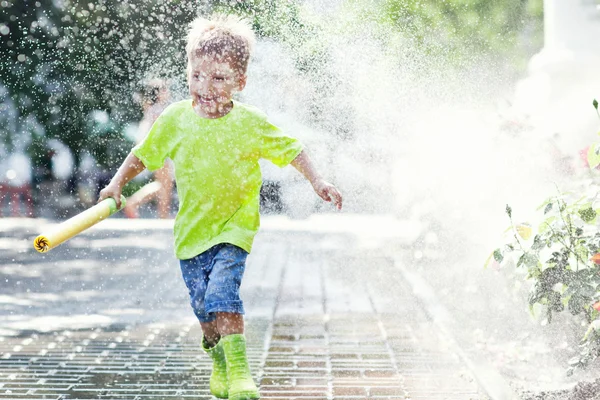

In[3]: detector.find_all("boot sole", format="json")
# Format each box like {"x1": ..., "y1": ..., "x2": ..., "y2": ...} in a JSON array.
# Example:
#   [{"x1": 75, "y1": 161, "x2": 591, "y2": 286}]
[
  {"x1": 210, "y1": 383, "x2": 228, "y2": 398},
  {"x1": 229, "y1": 391, "x2": 260, "y2": 400}
]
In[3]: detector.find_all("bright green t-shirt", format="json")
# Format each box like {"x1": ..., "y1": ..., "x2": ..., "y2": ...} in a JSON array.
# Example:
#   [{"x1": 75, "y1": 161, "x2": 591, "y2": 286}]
[{"x1": 132, "y1": 99, "x2": 304, "y2": 260}]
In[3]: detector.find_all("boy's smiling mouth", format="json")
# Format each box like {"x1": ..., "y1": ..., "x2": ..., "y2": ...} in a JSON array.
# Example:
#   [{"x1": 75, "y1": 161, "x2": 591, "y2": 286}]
[
  {"x1": 197, "y1": 95, "x2": 216, "y2": 104},
  {"x1": 192, "y1": 94, "x2": 234, "y2": 118}
]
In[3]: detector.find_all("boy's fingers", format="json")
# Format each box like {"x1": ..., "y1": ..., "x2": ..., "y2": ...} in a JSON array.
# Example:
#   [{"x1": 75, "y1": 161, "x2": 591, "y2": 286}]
[
  {"x1": 98, "y1": 192, "x2": 121, "y2": 208},
  {"x1": 332, "y1": 190, "x2": 343, "y2": 210},
  {"x1": 319, "y1": 189, "x2": 330, "y2": 202},
  {"x1": 108, "y1": 194, "x2": 122, "y2": 208},
  {"x1": 323, "y1": 187, "x2": 342, "y2": 210},
  {"x1": 328, "y1": 188, "x2": 341, "y2": 208}
]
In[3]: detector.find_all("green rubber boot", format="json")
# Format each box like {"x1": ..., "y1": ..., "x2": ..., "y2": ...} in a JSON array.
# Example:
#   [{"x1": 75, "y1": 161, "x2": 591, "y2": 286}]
[
  {"x1": 202, "y1": 337, "x2": 229, "y2": 399},
  {"x1": 221, "y1": 334, "x2": 260, "y2": 400}
]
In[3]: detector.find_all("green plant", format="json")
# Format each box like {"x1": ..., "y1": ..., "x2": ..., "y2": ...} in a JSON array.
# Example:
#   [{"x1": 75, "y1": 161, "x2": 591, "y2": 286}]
[
  {"x1": 489, "y1": 100, "x2": 600, "y2": 375},
  {"x1": 490, "y1": 195, "x2": 600, "y2": 375}
]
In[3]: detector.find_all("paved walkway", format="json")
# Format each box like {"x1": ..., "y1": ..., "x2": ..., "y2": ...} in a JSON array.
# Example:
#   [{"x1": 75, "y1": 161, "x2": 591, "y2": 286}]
[{"x1": 0, "y1": 216, "x2": 487, "y2": 399}]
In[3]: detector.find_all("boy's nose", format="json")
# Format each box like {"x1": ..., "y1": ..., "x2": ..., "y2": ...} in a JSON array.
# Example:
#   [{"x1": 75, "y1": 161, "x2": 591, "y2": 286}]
[{"x1": 199, "y1": 79, "x2": 213, "y2": 93}]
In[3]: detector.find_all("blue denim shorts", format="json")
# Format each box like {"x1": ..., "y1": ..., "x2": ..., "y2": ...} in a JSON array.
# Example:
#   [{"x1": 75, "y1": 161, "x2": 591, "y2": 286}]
[{"x1": 179, "y1": 243, "x2": 247, "y2": 323}]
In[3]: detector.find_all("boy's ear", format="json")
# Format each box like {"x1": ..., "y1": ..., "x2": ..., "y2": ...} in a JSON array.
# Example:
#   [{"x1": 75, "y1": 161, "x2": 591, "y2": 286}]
[{"x1": 238, "y1": 74, "x2": 247, "y2": 91}]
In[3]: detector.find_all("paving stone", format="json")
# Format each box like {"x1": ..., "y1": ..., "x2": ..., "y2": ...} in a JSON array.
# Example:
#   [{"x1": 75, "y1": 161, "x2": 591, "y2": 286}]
[{"x1": 1, "y1": 219, "x2": 488, "y2": 399}]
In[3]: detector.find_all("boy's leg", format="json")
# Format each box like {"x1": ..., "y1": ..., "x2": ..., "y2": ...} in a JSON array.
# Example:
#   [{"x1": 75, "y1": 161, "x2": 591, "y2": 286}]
[
  {"x1": 200, "y1": 320, "x2": 221, "y2": 347},
  {"x1": 200, "y1": 320, "x2": 229, "y2": 399},
  {"x1": 180, "y1": 251, "x2": 228, "y2": 399},
  {"x1": 205, "y1": 245, "x2": 259, "y2": 400},
  {"x1": 216, "y1": 312, "x2": 244, "y2": 336}
]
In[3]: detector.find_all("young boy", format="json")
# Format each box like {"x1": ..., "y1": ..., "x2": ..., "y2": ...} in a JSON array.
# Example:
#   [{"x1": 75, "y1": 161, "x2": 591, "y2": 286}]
[{"x1": 98, "y1": 14, "x2": 342, "y2": 400}]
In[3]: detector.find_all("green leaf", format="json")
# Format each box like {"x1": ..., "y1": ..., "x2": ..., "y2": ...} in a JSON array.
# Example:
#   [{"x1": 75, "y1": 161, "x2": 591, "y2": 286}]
[
  {"x1": 564, "y1": 285, "x2": 578, "y2": 297},
  {"x1": 584, "y1": 324, "x2": 594, "y2": 340},
  {"x1": 493, "y1": 249, "x2": 504, "y2": 263},
  {"x1": 517, "y1": 253, "x2": 525, "y2": 268},
  {"x1": 579, "y1": 284, "x2": 595, "y2": 297},
  {"x1": 568, "y1": 294, "x2": 586, "y2": 315},
  {"x1": 505, "y1": 204, "x2": 512, "y2": 218},
  {"x1": 544, "y1": 202, "x2": 553, "y2": 215},
  {"x1": 522, "y1": 252, "x2": 538, "y2": 267},
  {"x1": 579, "y1": 206, "x2": 597, "y2": 223},
  {"x1": 526, "y1": 267, "x2": 542, "y2": 279},
  {"x1": 594, "y1": 99, "x2": 599, "y2": 111},
  {"x1": 531, "y1": 235, "x2": 546, "y2": 251},
  {"x1": 549, "y1": 291, "x2": 564, "y2": 312},
  {"x1": 536, "y1": 199, "x2": 552, "y2": 211},
  {"x1": 529, "y1": 288, "x2": 544, "y2": 305},
  {"x1": 539, "y1": 216, "x2": 557, "y2": 233},
  {"x1": 575, "y1": 246, "x2": 589, "y2": 264},
  {"x1": 587, "y1": 143, "x2": 600, "y2": 169}
]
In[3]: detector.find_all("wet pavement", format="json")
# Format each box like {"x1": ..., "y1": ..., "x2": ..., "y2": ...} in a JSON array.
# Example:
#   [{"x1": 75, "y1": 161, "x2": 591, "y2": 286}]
[{"x1": 0, "y1": 215, "x2": 490, "y2": 399}]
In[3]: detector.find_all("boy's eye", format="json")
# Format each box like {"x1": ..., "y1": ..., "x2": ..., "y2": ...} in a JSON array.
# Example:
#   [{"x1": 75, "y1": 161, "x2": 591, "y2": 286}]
[{"x1": 214, "y1": 77, "x2": 225, "y2": 81}]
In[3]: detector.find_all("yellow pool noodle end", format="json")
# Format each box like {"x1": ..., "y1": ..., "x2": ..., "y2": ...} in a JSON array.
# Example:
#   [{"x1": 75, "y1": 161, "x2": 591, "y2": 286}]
[{"x1": 34, "y1": 196, "x2": 126, "y2": 253}]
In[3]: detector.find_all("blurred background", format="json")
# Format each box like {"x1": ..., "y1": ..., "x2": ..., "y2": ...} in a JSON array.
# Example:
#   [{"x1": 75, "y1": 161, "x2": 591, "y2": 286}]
[
  {"x1": 0, "y1": 0, "x2": 598, "y2": 224},
  {"x1": 0, "y1": 0, "x2": 542, "y2": 218}
]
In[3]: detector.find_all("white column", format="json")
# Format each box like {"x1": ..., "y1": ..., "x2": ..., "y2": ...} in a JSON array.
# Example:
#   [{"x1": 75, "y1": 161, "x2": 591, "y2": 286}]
[
  {"x1": 514, "y1": 0, "x2": 600, "y2": 154},
  {"x1": 544, "y1": 0, "x2": 600, "y2": 53}
]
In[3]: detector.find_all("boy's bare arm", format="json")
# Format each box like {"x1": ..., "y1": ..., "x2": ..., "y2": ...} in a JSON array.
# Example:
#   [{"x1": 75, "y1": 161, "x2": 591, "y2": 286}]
[
  {"x1": 98, "y1": 152, "x2": 146, "y2": 208},
  {"x1": 291, "y1": 150, "x2": 343, "y2": 210}
]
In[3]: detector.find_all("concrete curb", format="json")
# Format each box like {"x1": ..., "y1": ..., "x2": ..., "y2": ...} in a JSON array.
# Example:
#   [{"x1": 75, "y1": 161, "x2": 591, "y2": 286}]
[{"x1": 394, "y1": 257, "x2": 518, "y2": 400}]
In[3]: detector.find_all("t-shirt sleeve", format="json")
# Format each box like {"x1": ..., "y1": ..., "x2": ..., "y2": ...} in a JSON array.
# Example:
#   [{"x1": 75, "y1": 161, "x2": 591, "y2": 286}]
[
  {"x1": 258, "y1": 119, "x2": 304, "y2": 168},
  {"x1": 132, "y1": 109, "x2": 174, "y2": 171}
]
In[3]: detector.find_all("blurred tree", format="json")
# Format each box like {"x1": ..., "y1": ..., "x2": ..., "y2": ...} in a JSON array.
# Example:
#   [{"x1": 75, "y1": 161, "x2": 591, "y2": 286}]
[
  {"x1": 0, "y1": 0, "x2": 196, "y2": 187},
  {"x1": 207, "y1": 0, "x2": 544, "y2": 145},
  {"x1": 353, "y1": 0, "x2": 544, "y2": 62}
]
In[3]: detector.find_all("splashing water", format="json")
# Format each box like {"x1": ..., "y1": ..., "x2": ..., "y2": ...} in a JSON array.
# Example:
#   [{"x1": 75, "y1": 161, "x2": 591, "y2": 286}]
[{"x1": 238, "y1": 2, "x2": 568, "y2": 257}]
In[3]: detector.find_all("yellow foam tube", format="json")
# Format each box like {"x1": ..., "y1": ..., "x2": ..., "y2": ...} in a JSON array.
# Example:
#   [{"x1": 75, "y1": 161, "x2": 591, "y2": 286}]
[{"x1": 34, "y1": 196, "x2": 126, "y2": 253}]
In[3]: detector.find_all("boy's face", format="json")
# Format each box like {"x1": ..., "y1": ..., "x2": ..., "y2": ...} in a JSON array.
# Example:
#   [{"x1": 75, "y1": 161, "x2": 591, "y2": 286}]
[{"x1": 188, "y1": 55, "x2": 246, "y2": 118}]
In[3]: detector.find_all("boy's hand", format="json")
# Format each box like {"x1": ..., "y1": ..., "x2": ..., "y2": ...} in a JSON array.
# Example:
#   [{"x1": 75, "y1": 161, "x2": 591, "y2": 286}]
[
  {"x1": 289, "y1": 150, "x2": 342, "y2": 210},
  {"x1": 98, "y1": 184, "x2": 124, "y2": 208},
  {"x1": 95, "y1": 153, "x2": 146, "y2": 209},
  {"x1": 312, "y1": 179, "x2": 343, "y2": 210}
]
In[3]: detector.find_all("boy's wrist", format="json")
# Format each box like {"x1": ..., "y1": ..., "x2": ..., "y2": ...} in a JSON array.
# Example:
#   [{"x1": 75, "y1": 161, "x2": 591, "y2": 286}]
[
  {"x1": 108, "y1": 179, "x2": 124, "y2": 190},
  {"x1": 311, "y1": 177, "x2": 326, "y2": 189}
]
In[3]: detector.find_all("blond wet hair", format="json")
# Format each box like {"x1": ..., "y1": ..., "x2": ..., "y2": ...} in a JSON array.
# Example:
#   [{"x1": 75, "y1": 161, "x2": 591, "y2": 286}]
[{"x1": 186, "y1": 14, "x2": 256, "y2": 78}]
